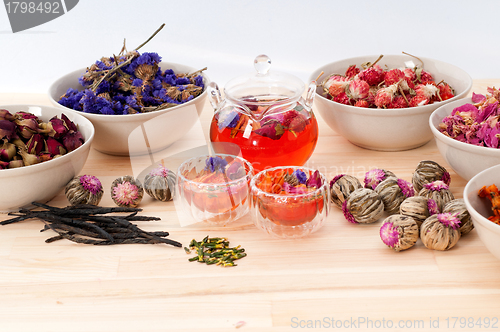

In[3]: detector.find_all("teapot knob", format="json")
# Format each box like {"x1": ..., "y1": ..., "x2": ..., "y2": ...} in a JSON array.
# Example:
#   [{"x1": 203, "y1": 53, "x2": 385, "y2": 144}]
[
  {"x1": 208, "y1": 82, "x2": 223, "y2": 110},
  {"x1": 254, "y1": 54, "x2": 271, "y2": 76}
]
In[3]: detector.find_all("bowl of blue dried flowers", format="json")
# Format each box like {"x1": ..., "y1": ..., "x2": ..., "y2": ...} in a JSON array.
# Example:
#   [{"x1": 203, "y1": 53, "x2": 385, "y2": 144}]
[{"x1": 49, "y1": 54, "x2": 208, "y2": 156}]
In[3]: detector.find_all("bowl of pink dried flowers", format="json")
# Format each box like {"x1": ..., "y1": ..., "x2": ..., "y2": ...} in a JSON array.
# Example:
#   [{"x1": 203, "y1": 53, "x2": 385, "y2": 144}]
[
  {"x1": 48, "y1": 25, "x2": 208, "y2": 156},
  {"x1": 309, "y1": 54, "x2": 472, "y2": 151},
  {"x1": 0, "y1": 104, "x2": 94, "y2": 212},
  {"x1": 430, "y1": 87, "x2": 500, "y2": 181}
]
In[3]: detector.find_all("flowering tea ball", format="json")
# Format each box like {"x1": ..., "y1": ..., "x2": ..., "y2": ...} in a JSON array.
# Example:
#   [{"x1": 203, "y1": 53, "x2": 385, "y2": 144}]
[
  {"x1": 374, "y1": 177, "x2": 415, "y2": 215},
  {"x1": 443, "y1": 199, "x2": 473, "y2": 236},
  {"x1": 412, "y1": 160, "x2": 451, "y2": 193},
  {"x1": 342, "y1": 188, "x2": 384, "y2": 224},
  {"x1": 399, "y1": 196, "x2": 439, "y2": 228},
  {"x1": 143, "y1": 165, "x2": 176, "y2": 202},
  {"x1": 65, "y1": 175, "x2": 104, "y2": 206},
  {"x1": 418, "y1": 180, "x2": 454, "y2": 211},
  {"x1": 380, "y1": 214, "x2": 419, "y2": 251},
  {"x1": 364, "y1": 168, "x2": 396, "y2": 190},
  {"x1": 330, "y1": 174, "x2": 362, "y2": 209},
  {"x1": 420, "y1": 213, "x2": 461, "y2": 251},
  {"x1": 111, "y1": 175, "x2": 144, "y2": 208}
]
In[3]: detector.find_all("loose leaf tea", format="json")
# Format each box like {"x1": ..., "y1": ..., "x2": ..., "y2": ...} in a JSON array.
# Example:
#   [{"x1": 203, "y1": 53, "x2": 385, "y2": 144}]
[{"x1": 185, "y1": 236, "x2": 246, "y2": 267}]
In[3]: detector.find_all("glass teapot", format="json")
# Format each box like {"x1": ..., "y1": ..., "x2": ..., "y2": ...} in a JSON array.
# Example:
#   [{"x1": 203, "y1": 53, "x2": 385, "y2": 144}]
[{"x1": 208, "y1": 55, "x2": 318, "y2": 172}]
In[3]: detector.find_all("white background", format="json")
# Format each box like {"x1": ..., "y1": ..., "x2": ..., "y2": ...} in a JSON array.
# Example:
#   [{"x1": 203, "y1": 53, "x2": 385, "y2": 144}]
[{"x1": 0, "y1": 0, "x2": 499, "y2": 94}]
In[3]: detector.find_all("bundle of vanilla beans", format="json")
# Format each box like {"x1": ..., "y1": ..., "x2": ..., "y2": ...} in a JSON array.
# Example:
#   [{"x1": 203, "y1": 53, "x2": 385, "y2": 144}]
[{"x1": 0, "y1": 202, "x2": 182, "y2": 247}]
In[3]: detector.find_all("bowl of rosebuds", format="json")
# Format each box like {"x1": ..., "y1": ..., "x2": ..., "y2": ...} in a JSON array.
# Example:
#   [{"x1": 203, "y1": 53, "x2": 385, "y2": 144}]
[
  {"x1": 309, "y1": 54, "x2": 472, "y2": 151},
  {"x1": 48, "y1": 26, "x2": 208, "y2": 156},
  {"x1": 430, "y1": 88, "x2": 500, "y2": 181},
  {"x1": 0, "y1": 104, "x2": 94, "y2": 212}
]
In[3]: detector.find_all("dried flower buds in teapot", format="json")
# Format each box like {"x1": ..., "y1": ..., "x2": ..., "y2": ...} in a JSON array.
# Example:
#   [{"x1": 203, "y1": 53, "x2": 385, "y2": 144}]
[
  {"x1": 380, "y1": 214, "x2": 419, "y2": 251},
  {"x1": 321, "y1": 54, "x2": 455, "y2": 109},
  {"x1": 0, "y1": 109, "x2": 84, "y2": 169}
]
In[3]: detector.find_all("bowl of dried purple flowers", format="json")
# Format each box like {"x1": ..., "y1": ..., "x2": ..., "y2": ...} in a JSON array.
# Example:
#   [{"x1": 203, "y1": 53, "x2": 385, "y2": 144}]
[
  {"x1": 0, "y1": 104, "x2": 94, "y2": 212},
  {"x1": 430, "y1": 88, "x2": 500, "y2": 181},
  {"x1": 48, "y1": 51, "x2": 208, "y2": 156}
]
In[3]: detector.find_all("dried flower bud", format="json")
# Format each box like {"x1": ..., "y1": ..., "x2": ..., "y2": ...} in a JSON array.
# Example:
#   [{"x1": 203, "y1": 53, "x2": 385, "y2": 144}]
[
  {"x1": 16, "y1": 118, "x2": 39, "y2": 139},
  {"x1": 364, "y1": 168, "x2": 396, "y2": 190},
  {"x1": 418, "y1": 180, "x2": 454, "y2": 211},
  {"x1": 412, "y1": 160, "x2": 451, "y2": 193},
  {"x1": 26, "y1": 133, "x2": 45, "y2": 156},
  {"x1": 143, "y1": 165, "x2": 176, "y2": 202},
  {"x1": 46, "y1": 137, "x2": 67, "y2": 156},
  {"x1": 65, "y1": 175, "x2": 104, "y2": 206},
  {"x1": 420, "y1": 213, "x2": 461, "y2": 251},
  {"x1": 380, "y1": 214, "x2": 419, "y2": 251},
  {"x1": 0, "y1": 120, "x2": 17, "y2": 140},
  {"x1": 342, "y1": 188, "x2": 384, "y2": 224},
  {"x1": 330, "y1": 174, "x2": 362, "y2": 208},
  {"x1": 0, "y1": 141, "x2": 17, "y2": 161},
  {"x1": 8, "y1": 159, "x2": 24, "y2": 168},
  {"x1": 399, "y1": 196, "x2": 437, "y2": 228},
  {"x1": 62, "y1": 131, "x2": 84, "y2": 152},
  {"x1": 111, "y1": 175, "x2": 143, "y2": 208},
  {"x1": 0, "y1": 109, "x2": 14, "y2": 121},
  {"x1": 443, "y1": 199, "x2": 473, "y2": 236},
  {"x1": 374, "y1": 177, "x2": 415, "y2": 215}
]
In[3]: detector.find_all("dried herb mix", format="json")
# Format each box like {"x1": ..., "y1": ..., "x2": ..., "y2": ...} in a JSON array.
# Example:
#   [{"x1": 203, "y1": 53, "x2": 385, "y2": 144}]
[{"x1": 186, "y1": 236, "x2": 246, "y2": 267}]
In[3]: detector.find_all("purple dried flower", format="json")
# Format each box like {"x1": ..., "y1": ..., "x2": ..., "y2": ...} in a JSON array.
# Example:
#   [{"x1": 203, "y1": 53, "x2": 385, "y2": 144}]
[
  {"x1": 293, "y1": 169, "x2": 308, "y2": 184},
  {"x1": 437, "y1": 213, "x2": 461, "y2": 230},
  {"x1": 80, "y1": 175, "x2": 102, "y2": 195},
  {"x1": 204, "y1": 156, "x2": 228, "y2": 173},
  {"x1": 424, "y1": 180, "x2": 449, "y2": 191},
  {"x1": 330, "y1": 174, "x2": 345, "y2": 188},
  {"x1": 364, "y1": 169, "x2": 386, "y2": 189},
  {"x1": 342, "y1": 200, "x2": 357, "y2": 224},
  {"x1": 217, "y1": 108, "x2": 240, "y2": 130},
  {"x1": 427, "y1": 198, "x2": 440, "y2": 215},
  {"x1": 397, "y1": 178, "x2": 414, "y2": 198},
  {"x1": 132, "y1": 78, "x2": 143, "y2": 87},
  {"x1": 306, "y1": 170, "x2": 322, "y2": 188},
  {"x1": 380, "y1": 221, "x2": 399, "y2": 248}
]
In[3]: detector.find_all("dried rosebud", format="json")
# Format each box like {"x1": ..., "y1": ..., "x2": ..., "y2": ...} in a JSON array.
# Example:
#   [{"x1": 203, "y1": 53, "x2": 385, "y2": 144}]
[
  {"x1": 46, "y1": 137, "x2": 67, "y2": 155},
  {"x1": 0, "y1": 120, "x2": 17, "y2": 140},
  {"x1": 0, "y1": 141, "x2": 16, "y2": 161},
  {"x1": 17, "y1": 148, "x2": 40, "y2": 166},
  {"x1": 111, "y1": 175, "x2": 144, "y2": 208},
  {"x1": 61, "y1": 113, "x2": 78, "y2": 132},
  {"x1": 329, "y1": 174, "x2": 362, "y2": 209},
  {"x1": 16, "y1": 118, "x2": 39, "y2": 139},
  {"x1": 418, "y1": 180, "x2": 454, "y2": 211},
  {"x1": 8, "y1": 159, "x2": 24, "y2": 168},
  {"x1": 62, "y1": 131, "x2": 84, "y2": 152},
  {"x1": 380, "y1": 214, "x2": 419, "y2": 251},
  {"x1": 26, "y1": 133, "x2": 45, "y2": 155},
  {"x1": 342, "y1": 188, "x2": 384, "y2": 224},
  {"x1": 0, "y1": 160, "x2": 9, "y2": 169},
  {"x1": 443, "y1": 199, "x2": 473, "y2": 236},
  {"x1": 65, "y1": 175, "x2": 104, "y2": 206},
  {"x1": 375, "y1": 177, "x2": 415, "y2": 215},
  {"x1": 412, "y1": 160, "x2": 451, "y2": 193},
  {"x1": 364, "y1": 168, "x2": 396, "y2": 190},
  {"x1": 14, "y1": 111, "x2": 39, "y2": 120},
  {"x1": 306, "y1": 170, "x2": 322, "y2": 188},
  {"x1": 0, "y1": 109, "x2": 14, "y2": 121},
  {"x1": 420, "y1": 213, "x2": 461, "y2": 251},
  {"x1": 48, "y1": 117, "x2": 69, "y2": 139}
]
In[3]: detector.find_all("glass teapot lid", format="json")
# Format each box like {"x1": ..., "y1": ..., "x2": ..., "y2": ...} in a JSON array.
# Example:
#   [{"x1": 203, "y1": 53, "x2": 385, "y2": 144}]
[{"x1": 224, "y1": 55, "x2": 305, "y2": 105}]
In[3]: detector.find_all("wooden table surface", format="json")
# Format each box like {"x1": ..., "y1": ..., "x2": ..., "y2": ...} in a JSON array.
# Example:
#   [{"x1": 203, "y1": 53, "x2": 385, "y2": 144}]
[{"x1": 1, "y1": 80, "x2": 500, "y2": 332}]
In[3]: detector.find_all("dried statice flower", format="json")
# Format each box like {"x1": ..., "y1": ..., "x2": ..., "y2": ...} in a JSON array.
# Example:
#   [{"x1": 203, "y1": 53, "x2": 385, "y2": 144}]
[
  {"x1": 329, "y1": 174, "x2": 362, "y2": 209},
  {"x1": 143, "y1": 165, "x2": 176, "y2": 202},
  {"x1": 399, "y1": 196, "x2": 438, "y2": 228},
  {"x1": 443, "y1": 199, "x2": 473, "y2": 236},
  {"x1": 420, "y1": 213, "x2": 461, "y2": 251},
  {"x1": 65, "y1": 175, "x2": 104, "y2": 206},
  {"x1": 342, "y1": 188, "x2": 384, "y2": 224},
  {"x1": 364, "y1": 168, "x2": 396, "y2": 190},
  {"x1": 374, "y1": 177, "x2": 415, "y2": 215},
  {"x1": 380, "y1": 214, "x2": 419, "y2": 251},
  {"x1": 412, "y1": 160, "x2": 451, "y2": 193},
  {"x1": 418, "y1": 180, "x2": 454, "y2": 211},
  {"x1": 111, "y1": 175, "x2": 144, "y2": 208}
]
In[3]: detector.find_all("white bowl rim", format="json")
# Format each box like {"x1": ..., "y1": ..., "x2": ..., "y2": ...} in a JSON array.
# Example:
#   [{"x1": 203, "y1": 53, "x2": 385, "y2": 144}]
[
  {"x1": 463, "y1": 163, "x2": 500, "y2": 233},
  {"x1": 429, "y1": 97, "x2": 500, "y2": 157},
  {"x1": 48, "y1": 61, "x2": 210, "y2": 120},
  {"x1": 309, "y1": 54, "x2": 473, "y2": 116},
  {"x1": 0, "y1": 104, "x2": 94, "y2": 175}
]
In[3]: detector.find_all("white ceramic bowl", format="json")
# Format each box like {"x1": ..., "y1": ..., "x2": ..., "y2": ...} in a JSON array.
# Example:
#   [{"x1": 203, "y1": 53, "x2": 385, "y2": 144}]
[
  {"x1": 430, "y1": 97, "x2": 500, "y2": 181},
  {"x1": 308, "y1": 55, "x2": 472, "y2": 151},
  {"x1": 0, "y1": 105, "x2": 94, "y2": 212},
  {"x1": 48, "y1": 62, "x2": 209, "y2": 156},
  {"x1": 463, "y1": 164, "x2": 500, "y2": 260}
]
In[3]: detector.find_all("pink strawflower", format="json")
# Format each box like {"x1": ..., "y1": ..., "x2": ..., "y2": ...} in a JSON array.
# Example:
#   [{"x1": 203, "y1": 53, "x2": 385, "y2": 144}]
[
  {"x1": 403, "y1": 68, "x2": 416, "y2": 82},
  {"x1": 364, "y1": 169, "x2": 387, "y2": 189},
  {"x1": 409, "y1": 94, "x2": 429, "y2": 107},
  {"x1": 424, "y1": 180, "x2": 449, "y2": 191},
  {"x1": 359, "y1": 64, "x2": 385, "y2": 86},
  {"x1": 149, "y1": 165, "x2": 170, "y2": 177},
  {"x1": 342, "y1": 200, "x2": 357, "y2": 224},
  {"x1": 348, "y1": 79, "x2": 370, "y2": 100},
  {"x1": 397, "y1": 178, "x2": 414, "y2": 198},
  {"x1": 333, "y1": 92, "x2": 351, "y2": 105},
  {"x1": 415, "y1": 83, "x2": 439, "y2": 99},
  {"x1": 325, "y1": 75, "x2": 349, "y2": 97},
  {"x1": 345, "y1": 65, "x2": 360, "y2": 79},
  {"x1": 437, "y1": 213, "x2": 461, "y2": 230},
  {"x1": 80, "y1": 175, "x2": 102, "y2": 195},
  {"x1": 374, "y1": 84, "x2": 398, "y2": 108},
  {"x1": 427, "y1": 198, "x2": 440, "y2": 215},
  {"x1": 380, "y1": 221, "x2": 399, "y2": 248},
  {"x1": 112, "y1": 181, "x2": 140, "y2": 206},
  {"x1": 354, "y1": 100, "x2": 369, "y2": 108},
  {"x1": 384, "y1": 68, "x2": 405, "y2": 86},
  {"x1": 389, "y1": 95, "x2": 408, "y2": 109}
]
